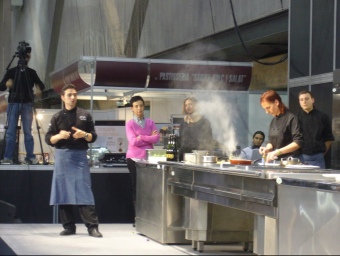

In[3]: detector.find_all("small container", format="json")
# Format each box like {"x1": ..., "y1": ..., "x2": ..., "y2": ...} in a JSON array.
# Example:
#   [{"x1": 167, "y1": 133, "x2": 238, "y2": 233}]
[
  {"x1": 184, "y1": 153, "x2": 197, "y2": 164},
  {"x1": 146, "y1": 149, "x2": 167, "y2": 162}
]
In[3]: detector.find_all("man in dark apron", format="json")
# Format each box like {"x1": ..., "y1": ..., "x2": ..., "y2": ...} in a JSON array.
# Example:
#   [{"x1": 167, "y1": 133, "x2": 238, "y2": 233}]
[{"x1": 45, "y1": 84, "x2": 102, "y2": 238}]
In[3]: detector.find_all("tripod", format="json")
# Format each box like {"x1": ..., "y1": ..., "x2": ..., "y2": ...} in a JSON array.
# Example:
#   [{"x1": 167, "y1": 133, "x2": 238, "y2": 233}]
[{"x1": 0, "y1": 50, "x2": 46, "y2": 165}]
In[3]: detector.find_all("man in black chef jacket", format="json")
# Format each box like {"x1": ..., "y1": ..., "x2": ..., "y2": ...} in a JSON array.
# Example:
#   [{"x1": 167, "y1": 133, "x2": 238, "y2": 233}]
[
  {"x1": 297, "y1": 90, "x2": 334, "y2": 168},
  {"x1": 45, "y1": 84, "x2": 102, "y2": 238}
]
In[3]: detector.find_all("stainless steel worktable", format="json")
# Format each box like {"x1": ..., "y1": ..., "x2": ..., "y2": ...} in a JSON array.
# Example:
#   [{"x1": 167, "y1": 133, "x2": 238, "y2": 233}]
[{"x1": 158, "y1": 161, "x2": 340, "y2": 254}]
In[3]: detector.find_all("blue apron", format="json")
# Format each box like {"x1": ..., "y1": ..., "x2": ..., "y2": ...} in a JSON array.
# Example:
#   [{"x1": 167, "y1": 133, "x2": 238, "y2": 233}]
[{"x1": 50, "y1": 148, "x2": 95, "y2": 205}]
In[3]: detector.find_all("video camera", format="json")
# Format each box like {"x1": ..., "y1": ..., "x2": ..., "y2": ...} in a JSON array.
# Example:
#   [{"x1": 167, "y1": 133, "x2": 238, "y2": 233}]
[{"x1": 16, "y1": 41, "x2": 32, "y2": 59}]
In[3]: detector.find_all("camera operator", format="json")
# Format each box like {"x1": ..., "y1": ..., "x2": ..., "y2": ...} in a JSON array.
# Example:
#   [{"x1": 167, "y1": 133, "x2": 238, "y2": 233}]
[{"x1": 0, "y1": 45, "x2": 45, "y2": 164}]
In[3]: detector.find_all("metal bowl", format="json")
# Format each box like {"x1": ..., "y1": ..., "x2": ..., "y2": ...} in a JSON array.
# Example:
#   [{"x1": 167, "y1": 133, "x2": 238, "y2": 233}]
[{"x1": 201, "y1": 155, "x2": 218, "y2": 163}]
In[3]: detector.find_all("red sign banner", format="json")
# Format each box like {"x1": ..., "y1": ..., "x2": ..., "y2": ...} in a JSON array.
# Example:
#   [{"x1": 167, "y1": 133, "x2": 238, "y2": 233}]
[{"x1": 148, "y1": 62, "x2": 252, "y2": 90}]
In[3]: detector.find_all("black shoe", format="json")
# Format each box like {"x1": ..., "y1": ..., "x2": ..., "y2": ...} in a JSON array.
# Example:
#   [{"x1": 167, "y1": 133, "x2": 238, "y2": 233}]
[
  {"x1": 24, "y1": 157, "x2": 39, "y2": 165},
  {"x1": 88, "y1": 228, "x2": 103, "y2": 238},
  {"x1": 60, "y1": 229, "x2": 76, "y2": 236}
]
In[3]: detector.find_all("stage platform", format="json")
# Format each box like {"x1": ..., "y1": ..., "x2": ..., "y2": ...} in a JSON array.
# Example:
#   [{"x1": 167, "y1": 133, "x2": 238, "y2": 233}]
[{"x1": 0, "y1": 224, "x2": 254, "y2": 255}]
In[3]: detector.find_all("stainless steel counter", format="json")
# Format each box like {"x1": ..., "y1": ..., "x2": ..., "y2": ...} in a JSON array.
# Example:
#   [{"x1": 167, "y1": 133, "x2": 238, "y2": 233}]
[
  {"x1": 158, "y1": 161, "x2": 340, "y2": 254},
  {"x1": 135, "y1": 160, "x2": 254, "y2": 251}
]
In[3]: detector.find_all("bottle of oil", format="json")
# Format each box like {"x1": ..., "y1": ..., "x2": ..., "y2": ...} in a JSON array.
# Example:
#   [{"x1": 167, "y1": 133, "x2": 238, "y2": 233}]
[
  {"x1": 166, "y1": 134, "x2": 178, "y2": 161},
  {"x1": 261, "y1": 153, "x2": 266, "y2": 165}
]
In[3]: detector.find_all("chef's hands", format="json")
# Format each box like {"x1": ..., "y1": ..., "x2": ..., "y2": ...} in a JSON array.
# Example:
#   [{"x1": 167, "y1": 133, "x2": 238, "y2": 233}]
[
  {"x1": 58, "y1": 130, "x2": 71, "y2": 140},
  {"x1": 259, "y1": 146, "x2": 268, "y2": 155},
  {"x1": 56, "y1": 127, "x2": 86, "y2": 140},
  {"x1": 259, "y1": 146, "x2": 277, "y2": 163},
  {"x1": 50, "y1": 127, "x2": 88, "y2": 145},
  {"x1": 265, "y1": 151, "x2": 278, "y2": 162},
  {"x1": 71, "y1": 126, "x2": 87, "y2": 139},
  {"x1": 50, "y1": 129, "x2": 71, "y2": 144}
]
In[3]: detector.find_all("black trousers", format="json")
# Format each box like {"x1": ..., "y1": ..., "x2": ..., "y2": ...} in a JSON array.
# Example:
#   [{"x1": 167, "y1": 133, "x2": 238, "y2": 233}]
[
  {"x1": 59, "y1": 205, "x2": 99, "y2": 230},
  {"x1": 126, "y1": 158, "x2": 137, "y2": 203},
  {"x1": 127, "y1": 158, "x2": 137, "y2": 221}
]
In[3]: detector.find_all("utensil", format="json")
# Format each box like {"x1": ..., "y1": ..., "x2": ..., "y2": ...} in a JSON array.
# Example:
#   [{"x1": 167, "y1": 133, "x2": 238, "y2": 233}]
[{"x1": 201, "y1": 155, "x2": 218, "y2": 163}]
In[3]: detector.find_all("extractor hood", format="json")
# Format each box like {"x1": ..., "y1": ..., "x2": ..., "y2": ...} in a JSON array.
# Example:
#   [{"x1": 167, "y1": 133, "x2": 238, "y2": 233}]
[{"x1": 49, "y1": 56, "x2": 253, "y2": 98}]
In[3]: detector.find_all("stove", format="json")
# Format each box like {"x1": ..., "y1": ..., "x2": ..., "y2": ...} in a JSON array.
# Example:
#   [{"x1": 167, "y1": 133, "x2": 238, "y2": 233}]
[{"x1": 99, "y1": 153, "x2": 127, "y2": 167}]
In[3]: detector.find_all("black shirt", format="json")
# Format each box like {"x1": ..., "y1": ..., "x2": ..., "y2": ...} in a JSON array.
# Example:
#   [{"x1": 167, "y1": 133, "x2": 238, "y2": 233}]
[
  {"x1": 268, "y1": 109, "x2": 304, "y2": 158},
  {"x1": 297, "y1": 108, "x2": 334, "y2": 154},
  {"x1": 179, "y1": 116, "x2": 213, "y2": 159},
  {"x1": 0, "y1": 66, "x2": 45, "y2": 103},
  {"x1": 45, "y1": 107, "x2": 97, "y2": 150}
]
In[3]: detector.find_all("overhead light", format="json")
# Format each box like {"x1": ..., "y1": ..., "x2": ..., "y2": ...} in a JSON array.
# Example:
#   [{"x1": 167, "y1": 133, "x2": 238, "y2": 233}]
[{"x1": 77, "y1": 95, "x2": 107, "y2": 100}]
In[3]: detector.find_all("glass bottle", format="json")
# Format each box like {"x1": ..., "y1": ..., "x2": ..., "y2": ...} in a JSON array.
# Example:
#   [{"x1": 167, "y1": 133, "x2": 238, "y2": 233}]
[
  {"x1": 261, "y1": 154, "x2": 266, "y2": 165},
  {"x1": 166, "y1": 134, "x2": 178, "y2": 161}
]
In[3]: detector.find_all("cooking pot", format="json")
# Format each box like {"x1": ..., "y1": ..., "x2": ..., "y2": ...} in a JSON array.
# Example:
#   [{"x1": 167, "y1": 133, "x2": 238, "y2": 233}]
[
  {"x1": 201, "y1": 155, "x2": 218, "y2": 163},
  {"x1": 192, "y1": 150, "x2": 208, "y2": 158},
  {"x1": 229, "y1": 159, "x2": 252, "y2": 165},
  {"x1": 192, "y1": 150, "x2": 209, "y2": 163}
]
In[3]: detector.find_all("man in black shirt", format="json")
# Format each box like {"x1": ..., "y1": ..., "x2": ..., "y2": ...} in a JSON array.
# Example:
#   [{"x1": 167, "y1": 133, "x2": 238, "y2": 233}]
[
  {"x1": 0, "y1": 52, "x2": 45, "y2": 164},
  {"x1": 297, "y1": 90, "x2": 334, "y2": 168},
  {"x1": 45, "y1": 84, "x2": 102, "y2": 238}
]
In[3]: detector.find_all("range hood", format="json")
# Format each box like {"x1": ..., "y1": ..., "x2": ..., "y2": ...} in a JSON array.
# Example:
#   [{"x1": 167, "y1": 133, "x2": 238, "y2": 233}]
[{"x1": 49, "y1": 56, "x2": 253, "y2": 99}]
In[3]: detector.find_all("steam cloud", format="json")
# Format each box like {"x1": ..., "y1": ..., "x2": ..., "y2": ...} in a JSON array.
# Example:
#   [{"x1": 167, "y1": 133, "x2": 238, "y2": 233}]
[{"x1": 193, "y1": 85, "x2": 239, "y2": 157}]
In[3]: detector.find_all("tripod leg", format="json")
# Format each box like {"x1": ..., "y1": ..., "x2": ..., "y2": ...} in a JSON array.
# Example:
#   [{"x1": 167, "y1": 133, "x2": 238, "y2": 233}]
[
  {"x1": 33, "y1": 109, "x2": 46, "y2": 164},
  {"x1": 27, "y1": 103, "x2": 45, "y2": 164},
  {"x1": 14, "y1": 120, "x2": 20, "y2": 164}
]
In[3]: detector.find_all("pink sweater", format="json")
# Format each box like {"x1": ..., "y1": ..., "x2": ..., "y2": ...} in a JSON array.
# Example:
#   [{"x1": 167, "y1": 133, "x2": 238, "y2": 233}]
[{"x1": 126, "y1": 118, "x2": 160, "y2": 159}]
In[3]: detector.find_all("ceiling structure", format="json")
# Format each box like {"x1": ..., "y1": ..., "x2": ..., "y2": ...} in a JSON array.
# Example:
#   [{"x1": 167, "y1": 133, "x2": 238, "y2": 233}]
[
  {"x1": 37, "y1": 10, "x2": 288, "y2": 109},
  {"x1": 148, "y1": 11, "x2": 288, "y2": 63}
]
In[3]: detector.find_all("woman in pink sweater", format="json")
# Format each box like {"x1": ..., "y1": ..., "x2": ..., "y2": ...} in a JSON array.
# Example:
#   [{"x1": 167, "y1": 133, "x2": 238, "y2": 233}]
[{"x1": 126, "y1": 95, "x2": 160, "y2": 226}]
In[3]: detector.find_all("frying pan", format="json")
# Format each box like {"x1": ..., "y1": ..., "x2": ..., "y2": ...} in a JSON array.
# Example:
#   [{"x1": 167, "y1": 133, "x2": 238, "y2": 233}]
[{"x1": 229, "y1": 159, "x2": 252, "y2": 165}]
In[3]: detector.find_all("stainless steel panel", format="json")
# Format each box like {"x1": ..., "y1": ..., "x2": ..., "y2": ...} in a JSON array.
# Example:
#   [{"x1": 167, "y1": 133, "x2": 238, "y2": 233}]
[
  {"x1": 168, "y1": 165, "x2": 278, "y2": 213},
  {"x1": 278, "y1": 185, "x2": 340, "y2": 254},
  {"x1": 182, "y1": 197, "x2": 254, "y2": 252},
  {"x1": 183, "y1": 198, "x2": 208, "y2": 241},
  {"x1": 135, "y1": 163, "x2": 187, "y2": 244}
]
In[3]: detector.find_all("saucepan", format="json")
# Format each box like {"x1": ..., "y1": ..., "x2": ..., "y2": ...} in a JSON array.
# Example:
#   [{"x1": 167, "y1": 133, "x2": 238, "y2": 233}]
[
  {"x1": 192, "y1": 150, "x2": 209, "y2": 163},
  {"x1": 201, "y1": 155, "x2": 218, "y2": 163}
]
